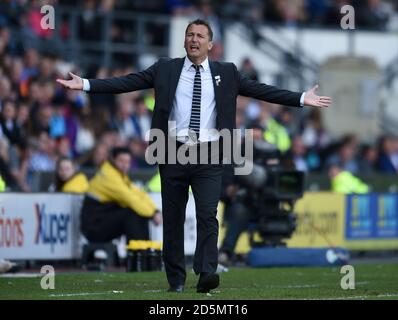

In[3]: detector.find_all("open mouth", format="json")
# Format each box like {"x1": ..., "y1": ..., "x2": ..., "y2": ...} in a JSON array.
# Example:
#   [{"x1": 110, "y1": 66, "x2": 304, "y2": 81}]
[{"x1": 190, "y1": 45, "x2": 199, "y2": 51}]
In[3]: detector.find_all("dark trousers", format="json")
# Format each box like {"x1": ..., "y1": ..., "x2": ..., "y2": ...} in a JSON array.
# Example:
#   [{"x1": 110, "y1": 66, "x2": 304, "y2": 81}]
[
  {"x1": 80, "y1": 196, "x2": 150, "y2": 243},
  {"x1": 159, "y1": 141, "x2": 223, "y2": 286}
]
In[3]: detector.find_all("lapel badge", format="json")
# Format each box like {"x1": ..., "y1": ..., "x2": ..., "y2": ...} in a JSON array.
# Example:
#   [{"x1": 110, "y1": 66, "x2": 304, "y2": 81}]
[{"x1": 215, "y1": 75, "x2": 221, "y2": 86}]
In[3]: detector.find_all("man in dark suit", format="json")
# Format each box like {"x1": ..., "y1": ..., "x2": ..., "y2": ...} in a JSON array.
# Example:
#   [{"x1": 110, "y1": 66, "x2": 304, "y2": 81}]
[{"x1": 57, "y1": 19, "x2": 332, "y2": 293}]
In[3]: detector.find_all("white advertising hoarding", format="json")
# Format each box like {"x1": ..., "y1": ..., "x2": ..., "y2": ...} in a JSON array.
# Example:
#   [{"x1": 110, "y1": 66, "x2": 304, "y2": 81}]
[
  {"x1": 0, "y1": 193, "x2": 82, "y2": 260},
  {"x1": 0, "y1": 193, "x2": 198, "y2": 260}
]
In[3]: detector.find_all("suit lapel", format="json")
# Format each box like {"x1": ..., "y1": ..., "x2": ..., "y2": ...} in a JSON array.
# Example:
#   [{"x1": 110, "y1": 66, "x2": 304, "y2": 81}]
[
  {"x1": 167, "y1": 58, "x2": 185, "y2": 110},
  {"x1": 209, "y1": 61, "x2": 221, "y2": 116}
]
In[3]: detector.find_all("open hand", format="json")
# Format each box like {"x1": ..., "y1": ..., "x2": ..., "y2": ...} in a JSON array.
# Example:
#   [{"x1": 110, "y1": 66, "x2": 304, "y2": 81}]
[
  {"x1": 56, "y1": 72, "x2": 84, "y2": 90},
  {"x1": 304, "y1": 85, "x2": 332, "y2": 108}
]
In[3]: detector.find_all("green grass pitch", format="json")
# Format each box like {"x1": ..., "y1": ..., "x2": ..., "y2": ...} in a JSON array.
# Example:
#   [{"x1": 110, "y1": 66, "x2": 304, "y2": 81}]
[{"x1": 1, "y1": 263, "x2": 397, "y2": 300}]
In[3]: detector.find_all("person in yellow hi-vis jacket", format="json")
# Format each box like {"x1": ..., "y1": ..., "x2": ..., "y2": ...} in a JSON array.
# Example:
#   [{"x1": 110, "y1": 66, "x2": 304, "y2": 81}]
[
  {"x1": 53, "y1": 157, "x2": 89, "y2": 193},
  {"x1": 263, "y1": 118, "x2": 291, "y2": 153},
  {"x1": 328, "y1": 164, "x2": 369, "y2": 194},
  {"x1": 146, "y1": 170, "x2": 161, "y2": 193},
  {"x1": 0, "y1": 175, "x2": 5, "y2": 192},
  {"x1": 81, "y1": 147, "x2": 162, "y2": 243}
]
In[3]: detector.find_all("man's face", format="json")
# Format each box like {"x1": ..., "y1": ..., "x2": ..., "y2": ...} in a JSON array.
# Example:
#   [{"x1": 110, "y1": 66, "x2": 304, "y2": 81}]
[
  {"x1": 184, "y1": 24, "x2": 213, "y2": 62},
  {"x1": 113, "y1": 153, "x2": 131, "y2": 175}
]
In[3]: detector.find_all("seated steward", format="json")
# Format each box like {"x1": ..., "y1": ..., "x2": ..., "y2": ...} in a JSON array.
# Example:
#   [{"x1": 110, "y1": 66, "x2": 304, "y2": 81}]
[{"x1": 80, "y1": 147, "x2": 161, "y2": 243}]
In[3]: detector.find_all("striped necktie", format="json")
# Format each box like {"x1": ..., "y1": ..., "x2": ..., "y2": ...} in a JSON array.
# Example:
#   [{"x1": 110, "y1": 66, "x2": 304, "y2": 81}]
[{"x1": 188, "y1": 64, "x2": 201, "y2": 140}]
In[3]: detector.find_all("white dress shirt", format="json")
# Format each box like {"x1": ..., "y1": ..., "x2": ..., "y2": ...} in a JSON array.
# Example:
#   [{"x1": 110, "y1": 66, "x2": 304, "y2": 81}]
[{"x1": 169, "y1": 56, "x2": 219, "y2": 143}]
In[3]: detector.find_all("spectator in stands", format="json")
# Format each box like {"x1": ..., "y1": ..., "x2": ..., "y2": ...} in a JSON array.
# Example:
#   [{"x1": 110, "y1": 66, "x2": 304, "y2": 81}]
[
  {"x1": 51, "y1": 156, "x2": 89, "y2": 193},
  {"x1": 377, "y1": 135, "x2": 398, "y2": 174},
  {"x1": 16, "y1": 102, "x2": 29, "y2": 135},
  {"x1": 133, "y1": 96, "x2": 152, "y2": 140},
  {"x1": 78, "y1": 0, "x2": 102, "y2": 41},
  {"x1": 81, "y1": 142, "x2": 109, "y2": 169},
  {"x1": 276, "y1": 107, "x2": 298, "y2": 137},
  {"x1": 264, "y1": 0, "x2": 285, "y2": 24},
  {"x1": 165, "y1": 0, "x2": 196, "y2": 16},
  {"x1": 0, "y1": 76, "x2": 12, "y2": 109},
  {"x1": 0, "y1": 28, "x2": 11, "y2": 66},
  {"x1": 285, "y1": 135, "x2": 309, "y2": 172},
  {"x1": 9, "y1": 57, "x2": 25, "y2": 93},
  {"x1": 80, "y1": 147, "x2": 162, "y2": 244},
  {"x1": 55, "y1": 136, "x2": 73, "y2": 158},
  {"x1": 0, "y1": 99, "x2": 24, "y2": 147},
  {"x1": 358, "y1": 144, "x2": 378, "y2": 174},
  {"x1": 328, "y1": 164, "x2": 369, "y2": 194},
  {"x1": 27, "y1": 131, "x2": 56, "y2": 174},
  {"x1": 305, "y1": 0, "x2": 328, "y2": 25},
  {"x1": 197, "y1": 0, "x2": 223, "y2": 43},
  {"x1": 87, "y1": 67, "x2": 116, "y2": 116},
  {"x1": 357, "y1": 0, "x2": 391, "y2": 30},
  {"x1": 111, "y1": 96, "x2": 141, "y2": 141},
  {"x1": 26, "y1": 0, "x2": 54, "y2": 39},
  {"x1": 257, "y1": 103, "x2": 292, "y2": 153},
  {"x1": 49, "y1": 104, "x2": 66, "y2": 139},
  {"x1": 0, "y1": 100, "x2": 29, "y2": 189},
  {"x1": 301, "y1": 108, "x2": 330, "y2": 152},
  {"x1": 97, "y1": 129, "x2": 123, "y2": 151},
  {"x1": 236, "y1": 109, "x2": 247, "y2": 137},
  {"x1": 74, "y1": 110, "x2": 96, "y2": 156},
  {"x1": 391, "y1": 137, "x2": 398, "y2": 173},
  {"x1": 37, "y1": 54, "x2": 57, "y2": 82},
  {"x1": 0, "y1": 135, "x2": 30, "y2": 191},
  {"x1": 21, "y1": 48, "x2": 39, "y2": 81},
  {"x1": 129, "y1": 137, "x2": 154, "y2": 170},
  {"x1": 146, "y1": 169, "x2": 161, "y2": 192},
  {"x1": 325, "y1": 134, "x2": 359, "y2": 174},
  {"x1": 0, "y1": 138, "x2": 17, "y2": 190},
  {"x1": 0, "y1": 174, "x2": 5, "y2": 191},
  {"x1": 30, "y1": 104, "x2": 53, "y2": 136},
  {"x1": 239, "y1": 57, "x2": 259, "y2": 82},
  {"x1": 265, "y1": 0, "x2": 307, "y2": 27},
  {"x1": 301, "y1": 108, "x2": 331, "y2": 171},
  {"x1": 324, "y1": 0, "x2": 353, "y2": 27}
]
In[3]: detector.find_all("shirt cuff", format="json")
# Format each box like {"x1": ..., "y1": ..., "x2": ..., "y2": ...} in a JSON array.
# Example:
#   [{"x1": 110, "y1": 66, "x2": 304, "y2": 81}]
[
  {"x1": 300, "y1": 92, "x2": 305, "y2": 107},
  {"x1": 82, "y1": 78, "x2": 90, "y2": 91}
]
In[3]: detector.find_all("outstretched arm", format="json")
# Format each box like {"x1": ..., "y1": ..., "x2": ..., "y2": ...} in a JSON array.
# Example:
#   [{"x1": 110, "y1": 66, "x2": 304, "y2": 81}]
[
  {"x1": 236, "y1": 66, "x2": 332, "y2": 108},
  {"x1": 238, "y1": 72, "x2": 303, "y2": 107},
  {"x1": 56, "y1": 62, "x2": 158, "y2": 94}
]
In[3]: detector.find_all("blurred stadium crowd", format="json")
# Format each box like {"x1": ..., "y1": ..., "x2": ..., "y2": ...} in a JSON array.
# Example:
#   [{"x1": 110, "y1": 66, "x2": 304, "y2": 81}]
[{"x1": 0, "y1": 0, "x2": 398, "y2": 192}]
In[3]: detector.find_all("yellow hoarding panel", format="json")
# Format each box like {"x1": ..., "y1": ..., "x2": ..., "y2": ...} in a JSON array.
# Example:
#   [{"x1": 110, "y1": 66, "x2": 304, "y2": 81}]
[{"x1": 287, "y1": 192, "x2": 346, "y2": 248}]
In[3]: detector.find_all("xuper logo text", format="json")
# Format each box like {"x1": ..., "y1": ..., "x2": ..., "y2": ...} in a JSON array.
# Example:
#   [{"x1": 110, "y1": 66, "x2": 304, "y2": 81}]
[
  {"x1": 0, "y1": 207, "x2": 24, "y2": 248},
  {"x1": 34, "y1": 203, "x2": 70, "y2": 252}
]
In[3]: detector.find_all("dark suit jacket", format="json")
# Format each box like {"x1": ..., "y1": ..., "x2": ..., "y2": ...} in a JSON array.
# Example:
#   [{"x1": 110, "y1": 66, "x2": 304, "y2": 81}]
[{"x1": 88, "y1": 57, "x2": 302, "y2": 137}]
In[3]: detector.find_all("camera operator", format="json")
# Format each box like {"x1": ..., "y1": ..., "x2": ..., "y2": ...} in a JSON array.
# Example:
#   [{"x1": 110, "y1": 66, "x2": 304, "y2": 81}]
[
  {"x1": 218, "y1": 164, "x2": 244, "y2": 266},
  {"x1": 219, "y1": 123, "x2": 304, "y2": 265}
]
